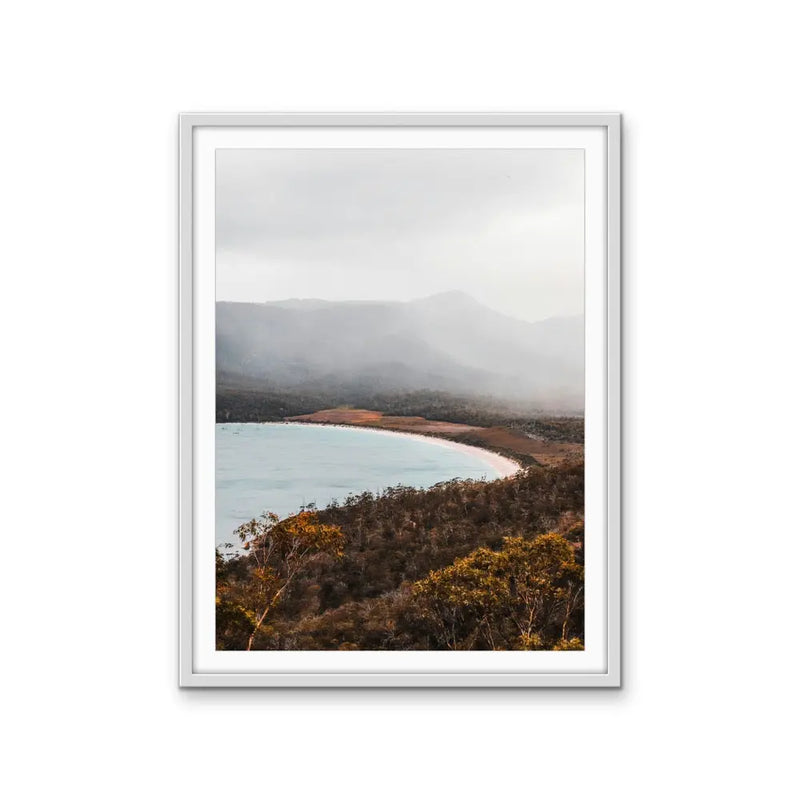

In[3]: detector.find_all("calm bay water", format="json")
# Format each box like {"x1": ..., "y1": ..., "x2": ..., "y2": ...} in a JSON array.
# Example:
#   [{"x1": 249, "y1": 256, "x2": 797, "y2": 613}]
[{"x1": 216, "y1": 422, "x2": 503, "y2": 548}]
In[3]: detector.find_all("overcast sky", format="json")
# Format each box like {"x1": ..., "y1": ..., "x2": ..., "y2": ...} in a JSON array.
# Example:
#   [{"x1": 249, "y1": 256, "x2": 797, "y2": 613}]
[{"x1": 216, "y1": 148, "x2": 583, "y2": 323}]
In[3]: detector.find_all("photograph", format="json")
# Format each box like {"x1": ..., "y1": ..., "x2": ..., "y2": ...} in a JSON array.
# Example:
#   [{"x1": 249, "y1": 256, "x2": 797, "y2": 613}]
[
  {"x1": 213, "y1": 146, "x2": 588, "y2": 653},
  {"x1": 8, "y1": 3, "x2": 800, "y2": 796}
]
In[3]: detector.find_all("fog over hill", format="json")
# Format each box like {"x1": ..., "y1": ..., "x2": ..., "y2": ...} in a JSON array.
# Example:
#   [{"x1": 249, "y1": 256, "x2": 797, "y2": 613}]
[{"x1": 216, "y1": 292, "x2": 584, "y2": 409}]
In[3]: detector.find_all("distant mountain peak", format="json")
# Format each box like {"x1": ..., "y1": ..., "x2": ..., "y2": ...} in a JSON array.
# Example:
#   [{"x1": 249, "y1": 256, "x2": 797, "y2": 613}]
[
  {"x1": 415, "y1": 290, "x2": 480, "y2": 306},
  {"x1": 264, "y1": 298, "x2": 333, "y2": 310},
  {"x1": 216, "y1": 295, "x2": 584, "y2": 408}
]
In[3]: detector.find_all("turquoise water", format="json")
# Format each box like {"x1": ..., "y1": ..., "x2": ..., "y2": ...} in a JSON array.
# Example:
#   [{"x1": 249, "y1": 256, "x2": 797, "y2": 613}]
[{"x1": 216, "y1": 422, "x2": 503, "y2": 548}]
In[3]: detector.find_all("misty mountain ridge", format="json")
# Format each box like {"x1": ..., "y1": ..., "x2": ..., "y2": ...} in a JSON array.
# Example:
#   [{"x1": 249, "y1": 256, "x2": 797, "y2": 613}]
[
  {"x1": 268, "y1": 291, "x2": 486, "y2": 313},
  {"x1": 217, "y1": 293, "x2": 584, "y2": 409}
]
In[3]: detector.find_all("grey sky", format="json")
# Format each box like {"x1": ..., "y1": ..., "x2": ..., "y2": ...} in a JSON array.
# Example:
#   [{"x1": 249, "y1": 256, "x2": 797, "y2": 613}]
[{"x1": 216, "y1": 148, "x2": 584, "y2": 323}]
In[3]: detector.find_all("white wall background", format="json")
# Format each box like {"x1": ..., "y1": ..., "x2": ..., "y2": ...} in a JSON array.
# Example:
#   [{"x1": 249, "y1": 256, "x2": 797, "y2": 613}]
[{"x1": 2, "y1": 2, "x2": 798, "y2": 797}]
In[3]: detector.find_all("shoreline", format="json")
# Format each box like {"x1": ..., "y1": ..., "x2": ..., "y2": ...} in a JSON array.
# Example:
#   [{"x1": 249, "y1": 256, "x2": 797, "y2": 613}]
[{"x1": 220, "y1": 420, "x2": 522, "y2": 480}]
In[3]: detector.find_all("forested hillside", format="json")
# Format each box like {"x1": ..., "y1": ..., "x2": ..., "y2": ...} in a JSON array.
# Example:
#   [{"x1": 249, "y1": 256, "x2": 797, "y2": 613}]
[
  {"x1": 217, "y1": 386, "x2": 584, "y2": 443},
  {"x1": 216, "y1": 460, "x2": 584, "y2": 651}
]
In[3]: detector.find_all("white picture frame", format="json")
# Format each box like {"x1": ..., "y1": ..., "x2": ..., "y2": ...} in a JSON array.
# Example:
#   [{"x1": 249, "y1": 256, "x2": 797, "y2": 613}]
[{"x1": 179, "y1": 112, "x2": 621, "y2": 687}]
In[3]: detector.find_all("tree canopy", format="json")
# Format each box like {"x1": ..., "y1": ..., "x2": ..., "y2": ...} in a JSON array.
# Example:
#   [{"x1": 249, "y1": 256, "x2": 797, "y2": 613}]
[{"x1": 216, "y1": 461, "x2": 585, "y2": 651}]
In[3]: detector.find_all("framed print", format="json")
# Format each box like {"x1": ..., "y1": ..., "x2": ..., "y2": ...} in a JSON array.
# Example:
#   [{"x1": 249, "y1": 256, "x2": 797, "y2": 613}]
[{"x1": 179, "y1": 112, "x2": 621, "y2": 687}]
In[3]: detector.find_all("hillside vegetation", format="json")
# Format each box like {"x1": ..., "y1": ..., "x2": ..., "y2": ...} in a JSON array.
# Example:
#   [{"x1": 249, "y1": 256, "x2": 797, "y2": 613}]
[
  {"x1": 216, "y1": 460, "x2": 584, "y2": 651},
  {"x1": 217, "y1": 386, "x2": 584, "y2": 441}
]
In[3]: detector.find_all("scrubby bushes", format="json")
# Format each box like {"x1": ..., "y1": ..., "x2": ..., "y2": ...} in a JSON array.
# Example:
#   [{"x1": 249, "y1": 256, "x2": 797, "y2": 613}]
[{"x1": 216, "y1": 461, "x2": 584, "y2": 651}]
